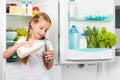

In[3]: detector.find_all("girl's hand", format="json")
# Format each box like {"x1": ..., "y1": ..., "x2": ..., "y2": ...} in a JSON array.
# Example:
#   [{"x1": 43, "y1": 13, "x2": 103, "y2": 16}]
[
  {"x1": 44, "y1": 50, "x2": 54, "y2": 62},
  {"x1": 15, "y1": 41, "x2": 34, "y2": 48},
  {"x1": 22, "y1": 41, "x2": 34, "y2": 48}
]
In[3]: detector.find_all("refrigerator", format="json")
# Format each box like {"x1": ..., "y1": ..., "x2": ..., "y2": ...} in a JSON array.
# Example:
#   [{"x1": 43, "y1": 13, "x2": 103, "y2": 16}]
[
  {"x1": 0, "y1": 0, "x2": 6, "y2": 80},
  {"x1": 5, "y1": 0, "x2": 58, "y2": 63},
  {"x1": 1, "y1": 0, "x2": 59, "y2": 80},
  {"x1": 60, "y1": 0, "x2": 116, "y2": 64}
]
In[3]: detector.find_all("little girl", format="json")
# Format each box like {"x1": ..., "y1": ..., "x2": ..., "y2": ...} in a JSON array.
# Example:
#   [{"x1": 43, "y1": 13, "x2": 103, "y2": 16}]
[{"x1": 3, "y1": 12, "x2": 54, "y2": 80}]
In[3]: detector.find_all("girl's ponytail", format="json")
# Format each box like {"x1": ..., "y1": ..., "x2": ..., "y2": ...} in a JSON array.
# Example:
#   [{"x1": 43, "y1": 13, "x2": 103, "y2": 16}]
[{"x1": 19, "y1": 25, "x2": 31, "y2": 64}]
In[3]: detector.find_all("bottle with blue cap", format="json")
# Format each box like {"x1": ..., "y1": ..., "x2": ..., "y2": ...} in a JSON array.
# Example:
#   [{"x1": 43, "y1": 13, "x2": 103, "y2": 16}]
[
  {"x1": 27, "y1": 0, "x2": 32, "y2": 15},
  {"x1": 69, "y1": 25, "x2": 79, "y2": 49},
  {"x1": 79, "y1": 33, "x2": 87, "y2": 48},
  {"x1": 69, "y1": 0, "x2": 75, "y2": 18},
  {"x1": 21, "y1": 1, "x2": 26, "y2": 14}
]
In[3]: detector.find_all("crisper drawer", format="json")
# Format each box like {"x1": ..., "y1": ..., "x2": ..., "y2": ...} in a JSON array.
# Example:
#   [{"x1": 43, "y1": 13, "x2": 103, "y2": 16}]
[{"x1": 66, "y1": 48, "x2": 114, "y2": 60}]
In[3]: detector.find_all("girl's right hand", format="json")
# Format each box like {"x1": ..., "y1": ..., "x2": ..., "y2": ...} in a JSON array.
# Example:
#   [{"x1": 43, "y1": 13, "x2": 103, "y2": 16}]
[{"x1": 3, "y1": 41, "x2": 33, "y2": 59}]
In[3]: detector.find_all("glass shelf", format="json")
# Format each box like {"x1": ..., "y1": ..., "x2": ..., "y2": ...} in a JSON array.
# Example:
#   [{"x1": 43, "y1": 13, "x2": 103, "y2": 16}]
[
  {"x1": 76, "y1": 48, "x2": 110, "y2": 51},
  {"x1": 7, "y1": 53, "x2": 19, "y2": 62},
  {"x1": 68, "y1": 15, "x2": 113, "y2": 21},
  {"x1": 6, "y1": 40, "x2": 19, "y2": 62},
  {"x1": 6, "y1": 40, "x2": 16, "y2": 47},
  {"x1": 6, "y1": 13, "x2": 33, "y2": 17},
  {"x1": 6, "y1": 40, "x2": 16, "y2": 43}
]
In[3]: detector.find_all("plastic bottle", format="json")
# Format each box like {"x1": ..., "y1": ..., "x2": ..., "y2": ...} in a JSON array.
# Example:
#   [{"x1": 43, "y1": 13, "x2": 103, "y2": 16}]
[
  {"x1": 69, "y1": 25, "x2": 79, "y2": 49},
  {"x1": 68, "y1": 0, "x2": 75, "y2": 18},
  {"x1": 17, "y1": 40, "x2": 45, "y2": 58},
  {"x1": 27, "y1": 0, "x2": 32, "y2": 15},
  {"x1": 21, "y1": 1, "x2": 26, "y2": 15},
  {"x1": 79, "y1": 33, "x2": 87, "y2": 48}
]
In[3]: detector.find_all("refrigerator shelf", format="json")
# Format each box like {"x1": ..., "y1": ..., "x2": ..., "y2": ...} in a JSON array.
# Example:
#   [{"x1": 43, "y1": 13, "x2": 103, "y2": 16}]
[
  {"x1": 66, "y1": 48, "x2": 114, "y2": 60},
  {"x1": 6, "y1": 40, "x2": 16, "y2": 43},
  {"x1": 76, "y1": 48, "x2": 110, "y2": 51},
  {"x1": 6, "y1": 13, "x2": 33, "y2": 17},
  {"x1": 6, "y1": 41, "x2": 16, "y2": 48},
  {"x1": 68, "y1": 16, "x2": 113, "y2": 21}
]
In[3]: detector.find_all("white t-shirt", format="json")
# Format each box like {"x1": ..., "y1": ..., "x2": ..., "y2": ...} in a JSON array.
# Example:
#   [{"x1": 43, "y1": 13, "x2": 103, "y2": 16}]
[{"x1": 17, "y1": 37, "x2": 54, "y2": 80}]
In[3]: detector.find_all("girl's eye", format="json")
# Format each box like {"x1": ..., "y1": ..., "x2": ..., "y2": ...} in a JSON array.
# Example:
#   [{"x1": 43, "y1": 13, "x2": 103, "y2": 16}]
[
  {"x1": 45, "y1": 30, "x2": 48, "y2": 32},
  {"x1": 39, "y1": 27, "x2": 47, "y2": 32},
  {"x1": 39, "y1": 27, "x2": 43, "y2": 29}
]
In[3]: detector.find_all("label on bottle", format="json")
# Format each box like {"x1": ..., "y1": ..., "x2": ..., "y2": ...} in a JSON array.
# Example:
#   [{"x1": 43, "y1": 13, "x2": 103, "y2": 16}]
[
  {"x1": 27, "y1": 1, "x2": 32, "y2": 15},
  {"x1": 69, "y1": 25, "x2": 79, "y2": 49},
  {"x1": 79, "y1": 37, "x2": 87, "y2": 48},
  {"x1": 69, "y1": 1, "x2": 75, "y2": 18},
  {"x1": 73, "y1": 33, "x2": 79, "y2": 49}
]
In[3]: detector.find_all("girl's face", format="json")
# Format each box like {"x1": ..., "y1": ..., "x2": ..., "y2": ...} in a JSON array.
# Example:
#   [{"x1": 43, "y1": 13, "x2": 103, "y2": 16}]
[{"x1": 31, "y1": 19, "x2": 51, "y2": 40}]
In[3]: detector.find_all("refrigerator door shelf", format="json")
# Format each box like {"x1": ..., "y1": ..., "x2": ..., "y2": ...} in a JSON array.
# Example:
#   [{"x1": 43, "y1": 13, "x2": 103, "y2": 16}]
[
  {"x1": 65, "y1": 48, "x2": 114, "y2": 61},
  {"x1": 68, "y1": 15, "x2": 112, "y2": 21}
]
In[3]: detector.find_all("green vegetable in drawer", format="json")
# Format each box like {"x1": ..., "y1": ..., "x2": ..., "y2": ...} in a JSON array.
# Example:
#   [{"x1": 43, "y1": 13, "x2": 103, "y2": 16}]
[
  {"x1": 97, "y1": 27, "x2": 116, "y2": 48},
  {"x1": 84, "y1": 26, "x2": 99, "y2": 48},
  {"x1": 84, "y1": 26, "x2": 116, "y2": 48}
]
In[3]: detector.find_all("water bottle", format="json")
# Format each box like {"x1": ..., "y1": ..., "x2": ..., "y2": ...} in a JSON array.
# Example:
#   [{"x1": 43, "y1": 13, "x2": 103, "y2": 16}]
[
  {"x1": 21, "y1": 1, "x2": 26, "y2": 15},
  {"x1": 68, "y1": 0, "x2": 75, "y2": 18},
  {"x1": 69, "y1": 25, "x2": 79, "y2": 49},
  {"x1": 27, "y1": 0, "x2": 32, "y2": 15},
  {"x1": 79, "y1": 33, "x2": 87, "y2": 48}
]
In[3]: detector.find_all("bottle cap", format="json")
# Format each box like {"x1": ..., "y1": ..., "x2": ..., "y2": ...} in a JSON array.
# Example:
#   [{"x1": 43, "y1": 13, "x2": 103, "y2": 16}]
[
  {"x1": 22, "y1": 1, "x2": 26, "y2": 4},
  {"x1": 70, "y1": 0, "x2": 75, "y2": 1},
  {"x1": 80, "y1": 33, "x2": 86, "y2": 36},
  {"x1": 72, "y1": 25, "x2": 76, "y2": 28},
  {"x1": 28, "y1": 1, "x2": 32, "y2": 4}
]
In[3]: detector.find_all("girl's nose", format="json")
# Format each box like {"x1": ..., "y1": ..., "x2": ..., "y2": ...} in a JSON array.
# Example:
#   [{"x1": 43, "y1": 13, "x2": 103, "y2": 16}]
[{"x1": 41, "y1": 30, "x2": 45, "y2": 35}]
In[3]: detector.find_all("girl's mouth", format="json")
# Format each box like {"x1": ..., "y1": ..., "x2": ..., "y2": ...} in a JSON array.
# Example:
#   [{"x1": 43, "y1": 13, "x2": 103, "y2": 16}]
[{"x1": 38, "y1": 33, "x2": 43, "y2": 38}]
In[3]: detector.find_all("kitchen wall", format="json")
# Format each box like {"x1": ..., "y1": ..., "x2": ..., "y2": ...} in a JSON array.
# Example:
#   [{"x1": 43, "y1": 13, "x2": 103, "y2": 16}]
[
  {"x1": 109, "y1": 56, "x2": 120, "y2": 80},
  {"x1": 115, "y1": 8, "x2": 120, "y2": 48},
  {"x1": 108, "y1": 1, "x2": 120, "y2": 80}
]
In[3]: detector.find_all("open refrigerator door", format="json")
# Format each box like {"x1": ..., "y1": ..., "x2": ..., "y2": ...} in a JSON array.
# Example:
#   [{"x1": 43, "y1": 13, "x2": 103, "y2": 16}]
[
  {"x1": 0, "y1": 0, "x2": 6, "y2": 80},
  {"x1": 60, "y1": 0, "x2": 116, "y2": 64}
]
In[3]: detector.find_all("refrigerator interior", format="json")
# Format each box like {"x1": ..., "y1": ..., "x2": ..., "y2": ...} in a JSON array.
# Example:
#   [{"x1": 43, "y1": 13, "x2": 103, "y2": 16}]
[
  {"x1": 5, "y1": 0, "x2": 59, "y2": 80},
  {"x1": 60, "y1": 0, "x2": 115, "y2": 64},
  {"x1": 6, "y1": 0, "x2": 59, "y2": 64}
]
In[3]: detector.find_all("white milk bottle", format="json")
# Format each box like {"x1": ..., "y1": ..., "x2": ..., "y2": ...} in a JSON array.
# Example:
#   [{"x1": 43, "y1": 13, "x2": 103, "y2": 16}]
[
  {"x1": 79, "y1": 33, "x2": 87, "y2": 48},
  {"x1": 69, "y1": 0, "x2": 75, "y2": 18},
  {"x1": 17, "y1": 40, "x2": 45, "y2": 58}
]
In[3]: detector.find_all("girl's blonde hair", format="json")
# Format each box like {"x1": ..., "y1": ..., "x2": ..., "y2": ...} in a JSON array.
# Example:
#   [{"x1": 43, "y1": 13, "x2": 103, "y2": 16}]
[{"x1": 19, "y1": 12, "x2": 51, "y2": 64}]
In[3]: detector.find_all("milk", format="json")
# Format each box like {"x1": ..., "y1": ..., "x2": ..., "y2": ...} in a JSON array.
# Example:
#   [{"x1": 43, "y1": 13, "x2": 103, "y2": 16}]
[{"x1": 17, "y1": 40, "x2": 45, "y2": 58}]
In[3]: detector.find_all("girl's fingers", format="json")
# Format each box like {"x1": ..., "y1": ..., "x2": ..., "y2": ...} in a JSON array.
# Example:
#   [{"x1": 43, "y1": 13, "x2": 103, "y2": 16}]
[
  {"x1": 23, "y1": 41, "x2": 33, "y2": 48},
  {"x1": 27, "y1": 41, "x2": 33, "y2": 48},
  {"x1": 44, "y1": 51, "x2": 54, "y2": 61}
]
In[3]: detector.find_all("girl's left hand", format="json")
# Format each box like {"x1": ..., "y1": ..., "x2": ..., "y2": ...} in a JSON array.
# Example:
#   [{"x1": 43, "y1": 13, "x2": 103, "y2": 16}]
[{"x1": 44, "y1": 50, "x2": 54, "y2": 61}]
